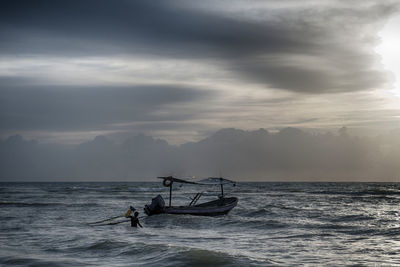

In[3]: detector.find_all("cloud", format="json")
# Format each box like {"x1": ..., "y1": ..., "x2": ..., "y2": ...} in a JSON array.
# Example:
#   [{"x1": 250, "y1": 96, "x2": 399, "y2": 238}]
[
  {"x1": 1, "y1": 128, "x2": 399, "y2": 181},
  {"x1": 1, "y1": 0, "x2": 398, "y2": 93},
  {"x1": 0, "y1": 83, "x2": 214, "y2": 131}
]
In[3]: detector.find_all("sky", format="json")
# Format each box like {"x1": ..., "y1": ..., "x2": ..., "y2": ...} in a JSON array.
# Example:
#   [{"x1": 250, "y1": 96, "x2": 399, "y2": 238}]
[{"x1": 1, "y1": 0, "x2": 400, "y2": 181}]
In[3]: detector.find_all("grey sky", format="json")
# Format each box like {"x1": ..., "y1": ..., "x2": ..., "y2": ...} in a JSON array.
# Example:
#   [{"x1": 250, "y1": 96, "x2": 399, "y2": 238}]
[{"x1": 1, "y1": 1, "x2": 400, "y2": 180}]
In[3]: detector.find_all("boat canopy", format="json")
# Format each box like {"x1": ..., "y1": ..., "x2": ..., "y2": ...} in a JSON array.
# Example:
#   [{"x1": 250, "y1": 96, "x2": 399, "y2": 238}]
[
  {"x1": 157, "y1": 176, "x2": 236, "y2": 207},
  {"x1": 157, "y1": 176, "x2": 198, "y2": 185},
  {"x1": 197, "y1": 177, "x2": 236, "y2": 186},
  {"x1": 157, "y1": 176, "x2": 236, "y2": 186}
]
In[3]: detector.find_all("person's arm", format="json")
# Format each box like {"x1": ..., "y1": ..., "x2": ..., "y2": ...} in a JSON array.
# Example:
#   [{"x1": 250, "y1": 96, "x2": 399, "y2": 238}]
[{"x1": 138, "y1": 221, "x2": 143, "y2": 228}]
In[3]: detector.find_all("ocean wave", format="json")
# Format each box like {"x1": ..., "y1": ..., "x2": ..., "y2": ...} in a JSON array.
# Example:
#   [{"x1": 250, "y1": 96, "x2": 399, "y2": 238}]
[
  {"x1": 66, "y1": 202, "x2": 99, "y2": 208},
  {"x1": 118, "y1": 243, "x2": 171, "y2": 256},
  {"x1": 86, "y1": 239, "x2": 129, "y2": 251},
  {"x1": 243, "y1": 205, "x2": 300, "y2": 217},
  {"x1": 0, "y1": 201, "x2": 63, "y2": 207},
  {"x1": 337, "y1": 228, "x2": 377, "y2": 236},
  {"x1": 0, "y1": 201, "x2": 102, "y2": 208},
  {"x1": 1, "y1": 257, "x2": 43, "y2": 266},
  {"x1": 306, "y1": 223, "x2": 356, "y2": 231},
  {"x1": 225, "y1": 218, "x2": 288, "y2": 230},
  {"x1": 379, "y1": 227, "x2": 400, "y2": 237},
  {"x1": 312, "y1": 189, "x2": 400, "y2": 196},
  {"x1": 45, "y1": 185, "x2": 165, "y2": 194},
  {"x1": 331, "y1": 214, "x2": 375, "y2": 223},
  {"x1": 245, "y1": 208, "x2": 272, "y2": 217},
  {"x1": 128, "y1": 246, "x2": 267, "y2": 267},
  {"x1": 271, "y1": 233, "x2": 334, "y2": 240},
  {"x1": 173, "y1": 248, "x2": 235, "y2": 266},
  {"x1": 0, "y1": 256, "x2": 87, "y2": 267}
]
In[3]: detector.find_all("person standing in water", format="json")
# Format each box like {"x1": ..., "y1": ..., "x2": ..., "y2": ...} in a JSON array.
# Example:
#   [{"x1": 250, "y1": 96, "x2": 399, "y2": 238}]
[{"x1": 130, "y1": 211, "x2": 143, "y2": 228}]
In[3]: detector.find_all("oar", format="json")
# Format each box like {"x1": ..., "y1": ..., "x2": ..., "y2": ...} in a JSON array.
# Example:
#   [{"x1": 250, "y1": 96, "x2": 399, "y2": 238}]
[
  {"x1": 90, "y1": 219, "x2": 130, "y2": 226},
  {"x1": 87, "y1": 215, "x2": 125, "y2": 225},
  {"x1": 89, "y1": 215, "x2": 147, "y2": 226},
  {"x1": 88, "y1": 206, "x2": 137, "y2": 225}
]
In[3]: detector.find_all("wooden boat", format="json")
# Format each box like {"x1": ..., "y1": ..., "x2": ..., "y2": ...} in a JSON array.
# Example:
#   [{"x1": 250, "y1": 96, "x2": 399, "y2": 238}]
[{"x1": 144, "y1": 176, "x2": 238, "y2": 216}]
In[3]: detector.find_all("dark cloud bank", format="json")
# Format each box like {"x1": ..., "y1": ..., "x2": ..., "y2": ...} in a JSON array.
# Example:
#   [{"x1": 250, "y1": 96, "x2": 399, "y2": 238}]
[
  {"x1": 1, "y1": 0, "x2": 398, "y2": 93},
  {"x1": 1, "y1": 128, "x2": 399, "y2": 182}
]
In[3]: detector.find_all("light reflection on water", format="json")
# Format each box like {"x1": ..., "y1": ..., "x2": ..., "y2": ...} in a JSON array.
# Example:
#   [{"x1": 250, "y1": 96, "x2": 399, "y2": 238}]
[{"x1": 1, "y1": 182, "x2": 400, "y2": 266}]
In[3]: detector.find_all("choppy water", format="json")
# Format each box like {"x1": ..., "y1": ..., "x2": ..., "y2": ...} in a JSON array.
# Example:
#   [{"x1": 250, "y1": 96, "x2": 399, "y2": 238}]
[{"x1": 1, "y1": 182, "x2": 400, "y2": 266}]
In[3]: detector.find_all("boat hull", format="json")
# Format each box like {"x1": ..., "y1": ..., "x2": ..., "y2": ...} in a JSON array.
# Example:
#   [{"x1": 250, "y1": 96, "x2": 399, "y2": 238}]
[{"x1": 164, "y1": 197, "x2": 238, "y2": 216}]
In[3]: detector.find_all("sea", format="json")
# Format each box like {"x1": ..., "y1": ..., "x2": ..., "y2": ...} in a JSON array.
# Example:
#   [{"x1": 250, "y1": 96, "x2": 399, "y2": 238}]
[{"x1": 1, "y1": 182, "x2": 400, "y2": 266}]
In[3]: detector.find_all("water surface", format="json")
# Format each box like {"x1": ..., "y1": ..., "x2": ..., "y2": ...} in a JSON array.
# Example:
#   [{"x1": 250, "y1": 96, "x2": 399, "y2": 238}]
[{"x1": 1, "y1": 182, "x2": 400, "y2": 266}]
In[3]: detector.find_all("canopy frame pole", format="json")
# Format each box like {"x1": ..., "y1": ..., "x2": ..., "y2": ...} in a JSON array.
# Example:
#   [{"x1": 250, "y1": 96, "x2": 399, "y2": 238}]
[{"x1": 189, "y1": 192, "x2": 203, "y2": 206}]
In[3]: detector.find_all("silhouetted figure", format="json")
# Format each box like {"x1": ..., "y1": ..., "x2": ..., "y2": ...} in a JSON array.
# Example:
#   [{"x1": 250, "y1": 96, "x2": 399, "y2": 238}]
[{"x1": 130, "y1": 211, "x2": 142, "y2": 228}]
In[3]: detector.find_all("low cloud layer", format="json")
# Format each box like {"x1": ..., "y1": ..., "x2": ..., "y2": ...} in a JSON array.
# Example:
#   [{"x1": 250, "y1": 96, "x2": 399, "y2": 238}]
[{"x1": 1, "y1": 128, "x2": 399, "y2": 182}]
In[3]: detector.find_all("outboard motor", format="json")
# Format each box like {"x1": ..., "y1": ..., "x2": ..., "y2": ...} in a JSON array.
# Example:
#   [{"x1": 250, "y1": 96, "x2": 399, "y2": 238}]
[{"x1": 144, "y1": 195, "x2": 165, "y2": 216}]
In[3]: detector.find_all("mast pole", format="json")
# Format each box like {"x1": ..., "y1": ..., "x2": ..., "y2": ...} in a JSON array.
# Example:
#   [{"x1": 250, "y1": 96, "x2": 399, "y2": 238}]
[
  {"x1": 169, "y1": 184, "x2": 172, "y2": 207},
  {"x1": 219, "y1": 177, "x2": 224, "y2": 197}
]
